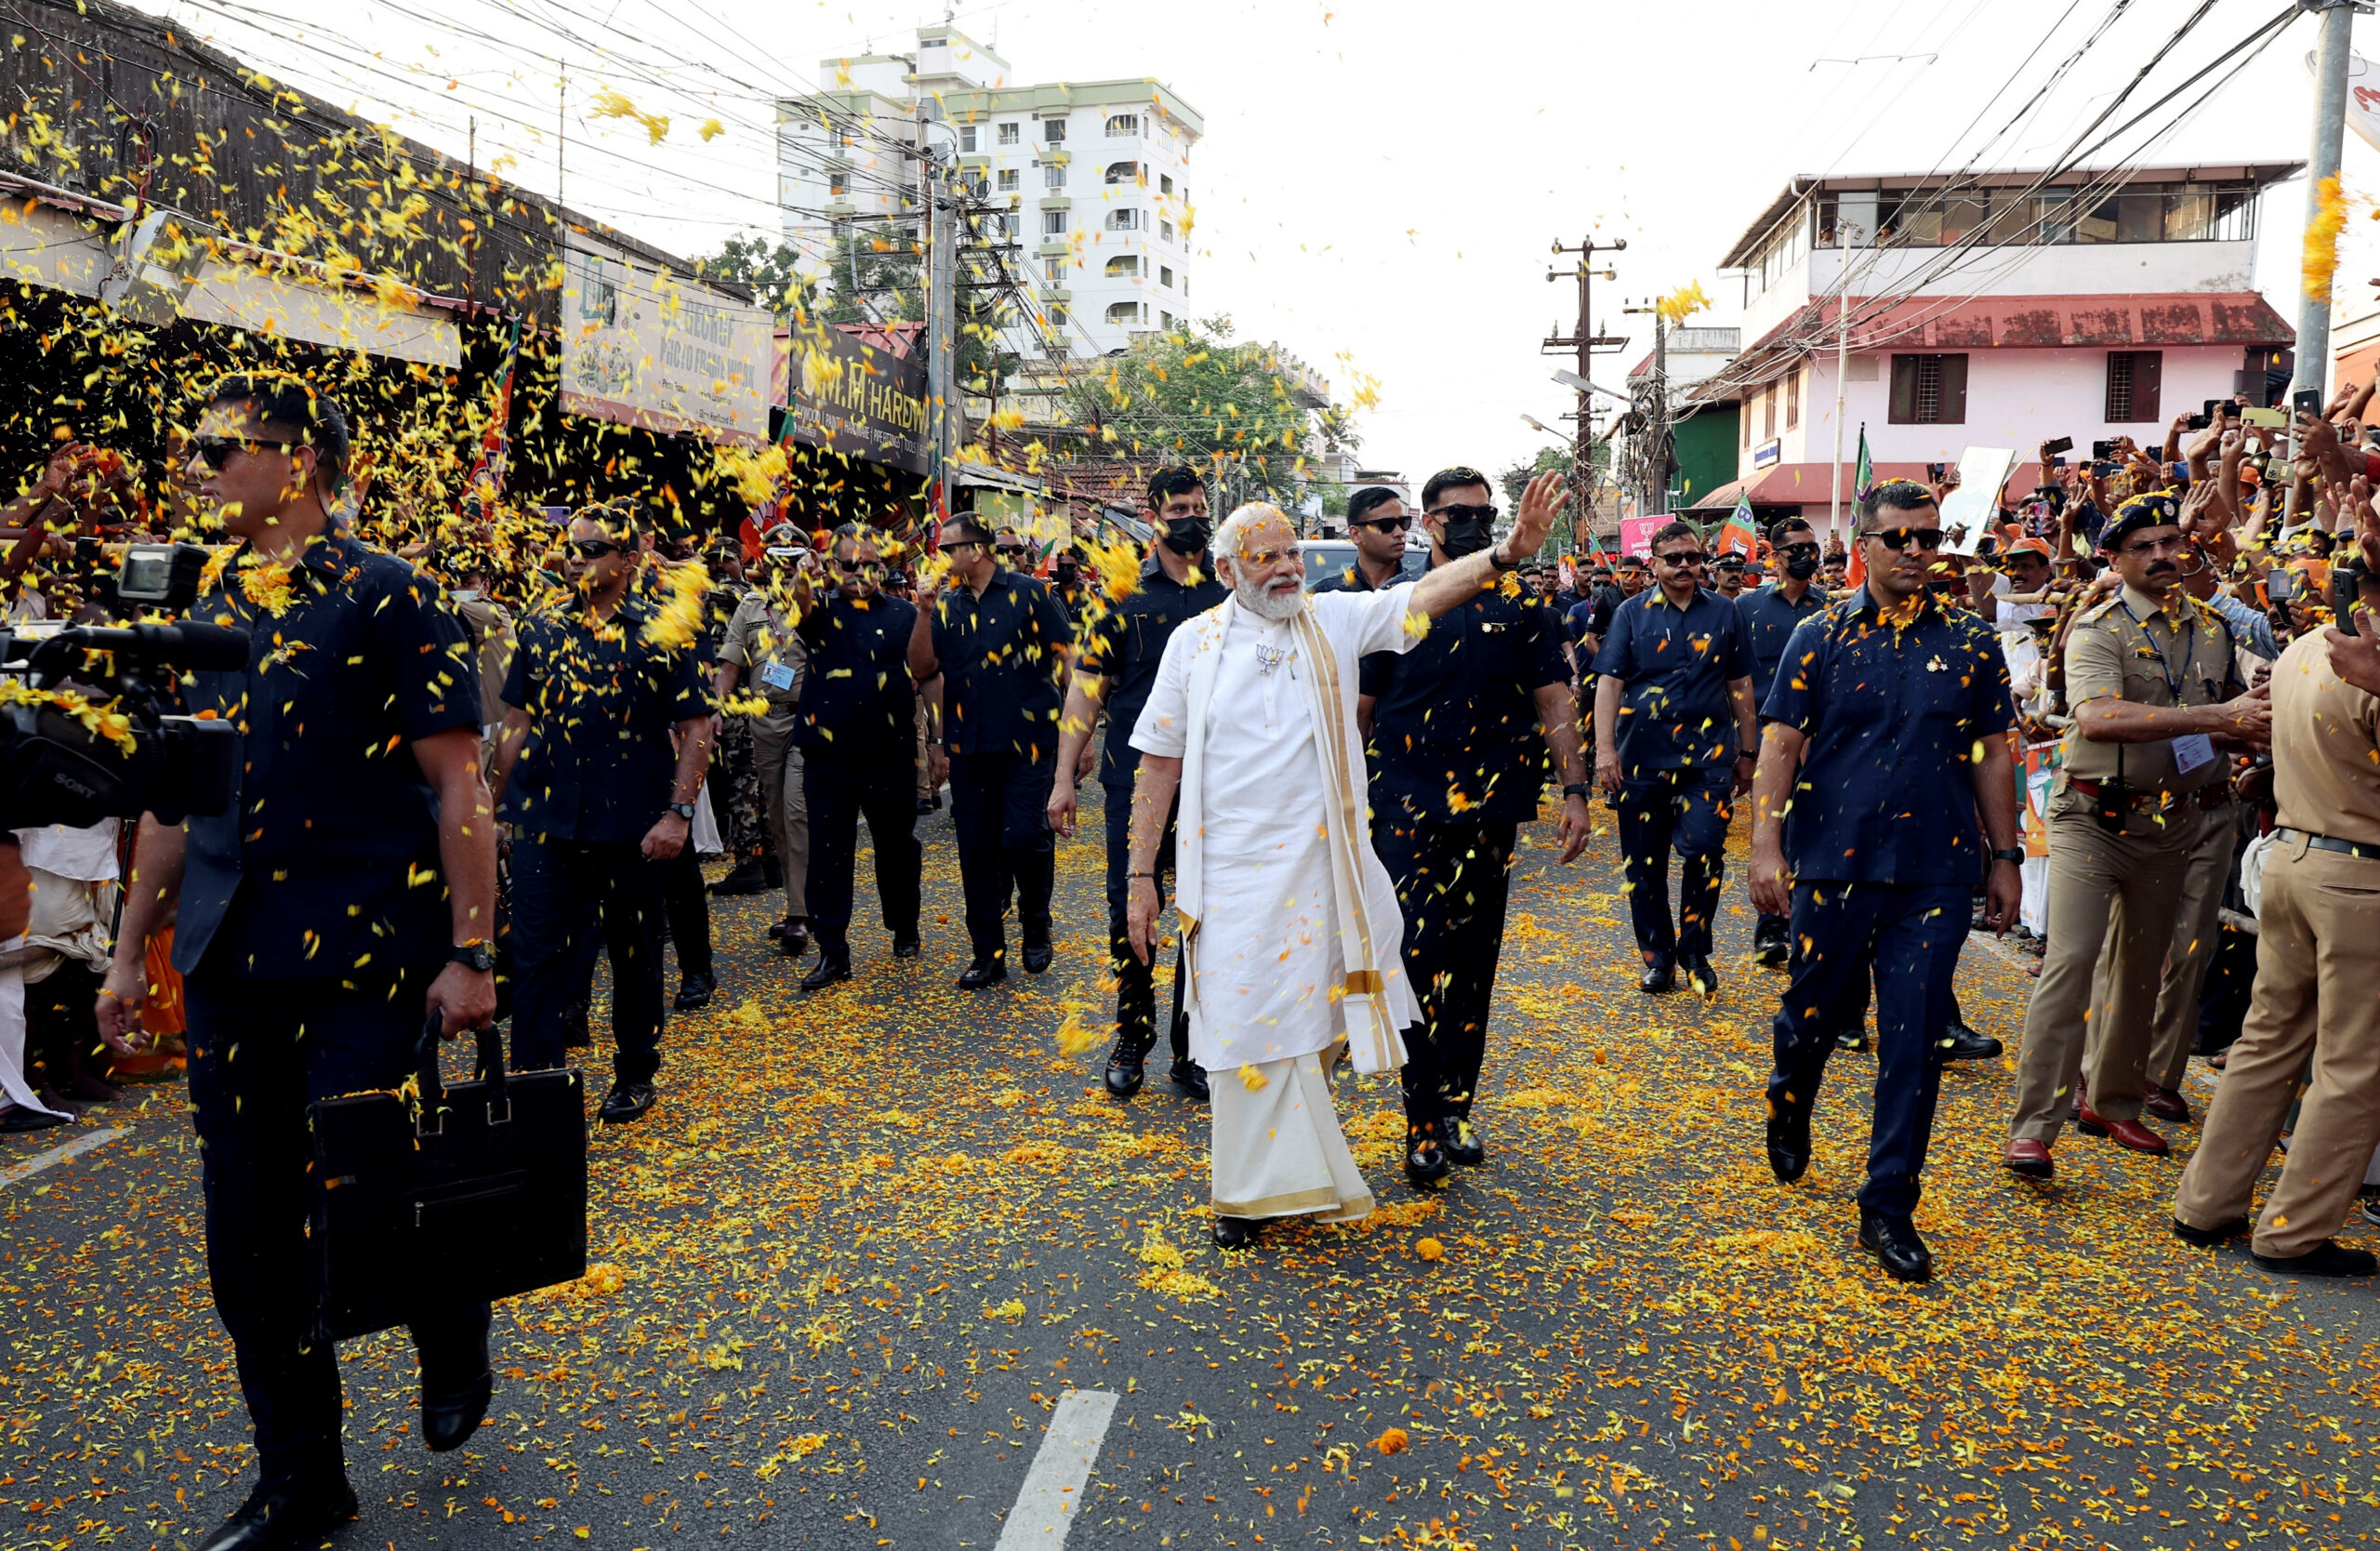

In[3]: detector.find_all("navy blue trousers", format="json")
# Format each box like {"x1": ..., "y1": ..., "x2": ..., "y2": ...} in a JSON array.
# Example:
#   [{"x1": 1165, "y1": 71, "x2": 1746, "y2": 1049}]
[
  {"x1": 949, "y1": 751, "x2": 1057, "y2": 961},
  {"x1": 1617, "y1": 766, "x2": 1733, "y2": 962},
  {"x1": 803, "y1": 749, "x2": 922, "y2": 953},
  {"x1": 508, "y1": 834, "x2": 665, "y2": 1083},
  {"x1": 1101, "y1": 767, "x2": 1187, "y2": 1056},
  {"x1": 1766, "y1": 880, "x2": 1969, "y2": 1216},
  {"x1": 185, "y1": 964, "x2": 487, "y2": 1486},
  {"x1": 1372, "y1": 813, "x2": 1518, "y2": 1126}
]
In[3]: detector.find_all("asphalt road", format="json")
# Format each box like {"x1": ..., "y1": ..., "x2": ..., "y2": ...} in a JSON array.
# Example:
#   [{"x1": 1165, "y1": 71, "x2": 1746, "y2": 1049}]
[{"x1": 7, "y1": 789, "x2": 2380, "y2": 1550}]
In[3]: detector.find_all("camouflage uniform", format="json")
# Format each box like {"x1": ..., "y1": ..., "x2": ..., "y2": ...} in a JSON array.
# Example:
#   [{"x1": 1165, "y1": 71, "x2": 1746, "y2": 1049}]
[
  {"x1": 707, "y1": 579, "x2": 772, "y2": 868},
  {"x1": 721, "y1": 590, "x2": 810, "y2": 920}
]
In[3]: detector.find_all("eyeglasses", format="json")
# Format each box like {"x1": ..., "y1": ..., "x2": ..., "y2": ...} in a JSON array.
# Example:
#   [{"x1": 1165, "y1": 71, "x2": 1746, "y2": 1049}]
[
  {"x1": 1863, "y1": 526, "x2": 1945, "y2": 551},
  {"x1": 1778, "y1": 542, "x2": 1820, "y2": 558},
  {"x1": 1353, "y1": 515, "x2": 1412, "y2": 533},
  {"x1": 189, "y1": 435, "x2": 293, "y2": 471},
  {"x1": 1655, "y1": 550, "x2": 1706, "y2": 568},
  {"x1": 570, "y1": 538, "x2": 629, "y2": 559},
  {"x1": 1429, "y1": 503, "x2": 1498, "y2": 522}
]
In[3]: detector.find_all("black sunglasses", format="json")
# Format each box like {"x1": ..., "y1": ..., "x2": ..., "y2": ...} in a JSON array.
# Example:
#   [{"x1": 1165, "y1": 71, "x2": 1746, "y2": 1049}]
[
  {"x1": 1429, "y1": 503, "x2": 1498, "y2": 521},
  {"x1": 995, "y1": 545, "x2": 1028, "y2": 558},
  {"x1": 1353, "y1": 515, "x2": 1412, "y2": 533},
  {"x1": 1778, "y1": 541, "x2": 1821, "y2": 557},
  {"x1": 190, "y1": 434, "x2": 294, "y2": 471},
  {"x1": 1864, "y1": 527, "x2": 1945, "y2": 551},
  {"x1": 570, "y1": 538, "x2": 629, "y2": 559},
  {"x1": 1655, "y1": 550, "x2": 1706, "y2": 567}
]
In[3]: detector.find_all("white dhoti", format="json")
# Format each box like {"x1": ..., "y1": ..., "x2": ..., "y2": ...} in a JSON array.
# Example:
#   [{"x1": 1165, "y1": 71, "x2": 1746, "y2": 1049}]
[{"x1": 1210, "y1": 1054, "x2": 1372, "y2": 1223}]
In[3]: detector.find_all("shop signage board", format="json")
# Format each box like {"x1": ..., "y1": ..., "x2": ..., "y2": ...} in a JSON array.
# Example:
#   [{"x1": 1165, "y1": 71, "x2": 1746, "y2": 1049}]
[
  {"x1": 560, "y1": 241, "x2": 774, "y2": 446},
  {"x1": 774, "y1": 323, "x2": 930, "y2": 476}
]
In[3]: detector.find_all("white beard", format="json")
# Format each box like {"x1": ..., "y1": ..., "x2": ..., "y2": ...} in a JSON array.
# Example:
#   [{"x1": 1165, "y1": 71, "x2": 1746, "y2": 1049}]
[{"x1": 1236, "y1": 576, "x2": 1305, "y2": 621}]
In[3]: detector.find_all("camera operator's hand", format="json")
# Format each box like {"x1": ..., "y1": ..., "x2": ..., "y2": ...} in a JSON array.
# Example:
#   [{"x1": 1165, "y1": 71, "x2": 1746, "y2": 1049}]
[
  {"x1": 425, "y1": 960, "x2": 496, "y2": 1039},
  {"x1": 641, "y1": 810, "x2": 690, "y2": 861},
  {"x1": 96, "y1": 955, "x2": 152, "y2": 1056}
]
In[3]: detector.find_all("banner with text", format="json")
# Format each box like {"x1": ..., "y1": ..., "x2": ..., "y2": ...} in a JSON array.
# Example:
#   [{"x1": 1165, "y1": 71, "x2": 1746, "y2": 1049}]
[
  {"x1": 560, "y1": 243, "x2": 774, "y2": 446},
  {"x1": 774, "y1": 321, "x2": 929, "y2": 477}
]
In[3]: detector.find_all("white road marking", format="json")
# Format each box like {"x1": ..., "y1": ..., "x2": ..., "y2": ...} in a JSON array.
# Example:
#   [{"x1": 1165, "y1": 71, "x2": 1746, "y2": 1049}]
[
  {"x1": 0, "y1": 1127, "x2": 124, "y2": 1189},
  {"x1": 996, "y1": 1388, "x2": 1119, "y2": 1548}
]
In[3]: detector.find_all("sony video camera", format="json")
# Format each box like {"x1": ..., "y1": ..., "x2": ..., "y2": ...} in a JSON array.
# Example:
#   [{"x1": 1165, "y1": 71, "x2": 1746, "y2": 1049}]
[{"x1": 0, "y1": 542, "x2": 247, "y2": 829}]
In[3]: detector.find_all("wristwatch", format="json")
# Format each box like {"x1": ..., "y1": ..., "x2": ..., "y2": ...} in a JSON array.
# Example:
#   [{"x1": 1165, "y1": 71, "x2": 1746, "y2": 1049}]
[
  {"x1": 449, "y1": 940, "x2": 496, "y2": 974},
  {"x1": 667, "y1": 802, "x2": 697, "y2": 820},
  {"x1": 1739, "y1": 748, "x2": 1760, "y2": 761},
  {"x1": 1991, "y1": 847, "x2": 2025, "y2": 864},
  {"x1": 1488, "y1": 545, "x2": 1519, "y2": 573},
  {"x1": 1561, "y1": 781, "x2": 1593, "y2": 800}
]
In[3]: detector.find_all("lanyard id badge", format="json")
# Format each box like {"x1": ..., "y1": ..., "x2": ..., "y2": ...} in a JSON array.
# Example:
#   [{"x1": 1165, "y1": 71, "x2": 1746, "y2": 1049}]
[
  {"x1": 760, "y1": 660, "x2": 798, "y2": 692},
  {"x1": 2172, "y1": 732, "x2": 2216, "y2": 776}
]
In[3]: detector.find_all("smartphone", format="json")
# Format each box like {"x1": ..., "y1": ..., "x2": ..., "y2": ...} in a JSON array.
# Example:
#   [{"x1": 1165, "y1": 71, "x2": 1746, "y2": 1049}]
[
  {"x1": 2042, "y1": 435, "x2": 2074, "y2": 457},
  {"x1": 2169, "y1": 462, "x2": 2189, "y2": 482},
  {"x1": 2186, "y1": 413, "x2": 2211, "y2": 431},
  {"x1": 2268, "y1": 568, "x2": 2295, "y2": 603},
  {"x1": 2051, "y1": 454, "x2": 2068, "y2": 469},
  {"x1": 1926, "y1": 462, "x2": 1946, "y2": 483},
  {"x1": 2294, "y1": 387, "x2": 2323, "y2": 418},
  {"x1": 2092, "y1": 459, "x2": 2119, "y2": 478},
  {"x1": 2091, "y1": 439, "x2": 2116, "y2": 459},
  {"x1": 2243, "y1": 406, "x2": 2287, "y2": 429}
]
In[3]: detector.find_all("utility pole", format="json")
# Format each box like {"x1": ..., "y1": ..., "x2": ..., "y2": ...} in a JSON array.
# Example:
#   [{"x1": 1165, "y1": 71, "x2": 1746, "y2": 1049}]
[
  {"x1": 1825, "y1": 220, "x2": 1853, "y2": 547},
  {"x1": 2291, "y1": 0, "x2": 2367, "y2": 402},
  {"x1": 919, "y1": 102, "x2": 959, "y2": 523},
  {"x1": 1621, "y1": 302, "x2": 1673, "y2": 521},
  {"x1": 1544, "y1": 235, "x2": 1626, "y2": 549}
]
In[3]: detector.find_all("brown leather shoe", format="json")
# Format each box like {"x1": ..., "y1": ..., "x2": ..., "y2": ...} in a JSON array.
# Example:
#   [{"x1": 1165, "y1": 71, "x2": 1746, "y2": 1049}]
[
  {"x1": 2143, "y1": 1082, "x2": 2191, "y2": 1122},
  {"x1": 2075, "y1": 1101, "x2": 2171, "y2": 1156},
  {"x1": 2003, "y1": 1138, "x2": 2054, "y2": 1178}
]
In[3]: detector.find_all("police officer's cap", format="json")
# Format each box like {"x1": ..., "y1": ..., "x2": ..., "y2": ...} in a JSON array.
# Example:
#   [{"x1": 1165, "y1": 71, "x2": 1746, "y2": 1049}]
[{"x1": 2097, "y1": 492, "x2": 2183, "y2": 554}]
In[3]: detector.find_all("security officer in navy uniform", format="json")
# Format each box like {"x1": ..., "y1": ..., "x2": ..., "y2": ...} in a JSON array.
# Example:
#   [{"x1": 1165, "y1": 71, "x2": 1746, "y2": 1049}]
[
  {"x1": 1317, "y1": 484, "x2": 1415, "y2": 593},
  {"x1": 790, "y1": 525, "x2": 925, "y2": 991},
  {"x1": 1048, "y1": 467, "x2": 1228, "y2": 1100},
  {"x1": 907, "y1": 510, "x2": 1073, "y2": 988},
  {"x1": 97, "y1": 374, "x2": 500, "y2": 1551},
  {"x1": 1734, "y1": 516, "x2": 1827, "y2": 966},
  {"x1": 495, "y1": 502, "x2": 714, "y2": 1126},
  {"x1": 1750, "y1": 480, "x2": 2023, "y2": 1283},
  {"x1": 1365, "y1": 466, "x2": 1591, "y2": 1185}
]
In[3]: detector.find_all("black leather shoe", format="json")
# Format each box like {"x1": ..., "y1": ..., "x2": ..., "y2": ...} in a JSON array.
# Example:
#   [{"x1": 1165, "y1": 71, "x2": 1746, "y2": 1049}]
[
  {"x1": 800, "y1": 951, "x2": 853, "y2": 993},
  {"x1": 197, "y1": 1476, "x2": 359, "y2": 1551},
  {"x1": 1858, "y1": 1211, "x2": 1933, "y2": 1283},
  {"x1": 2173, "y1": 1214, "x2": 2251, "y2": 1248},
  {"x1": 1022, "y1": 942, "x2": 1054, "y2": 974},
  {"x1": 1752, "y1": 921, "x2": 1791, "y2": 969},
  {"x1": 1835, "y1": 1028, "x2": 1871, "y2": 1054},
  {"x1": 1940, "y1": 1020, "x2": 2002, "y2": 1062},
  {"x1": 419, "y1": 1307, "x2": 493, "y2": 1452},
  {"x1": 958, "y1": 957, "x2": 1008, "y2": 989},
  {"x1": 1679, "y1": 953, "x2": 1718, "y2": 998},
  {"x1": 708, "y1": 860, "x2": 771, "y2": 897},
  {"x1": 776, "y1": 918, "x2": 812, "y2": 959},
  {"x1": 673, "y1": 970, "x2": 715, "y2": 1012},
  {"x1": 1104, "y1": 1031, "x2": 1153, "y2": 1098},
  {"x1": 599, "y1": 1080, "x2": 656, "y2": 1126},
  {"x1": 1638, "y1": 959, "x2": 1675, "y2": 995},
  {"x1": 2251, "y1": 1239, "x2": 2379, "y2": 1278},
  {"x1": 891, "y1": 932, "x2": 921, "y2": 959},
  {"x1": 1404, "y1": 1129, "x2": 1450, "y2": 1187},
  {"x1": 916, "y1": 797, "x2": 935, "y2": 815},
  {"x1": 562, "y1": 999, "x2": 591, "y2": 1050},
  {"x1": 1766, "y1": 1099, "x2": 1811, "y2": 1184},
  {"x1": 1170, "y1": 1057, "x2": 1210, "y2": 1102},
  {"x1": 1210, "y1": 1215, "x2": 1261, "y2": 1251},
  {"x1": 1444, "y1": 1115, "x2": 1485, "y2": 1167}
]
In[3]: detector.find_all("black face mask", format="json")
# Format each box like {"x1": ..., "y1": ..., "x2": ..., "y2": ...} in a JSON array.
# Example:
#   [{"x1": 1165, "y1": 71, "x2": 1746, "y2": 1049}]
[
  {"x1": 1783, "y1": 551, "x2": 1821, "y2": 580},
  {"x1": 1439, "y1": 515, "x2": 1495, "y2": 560},
  {"x1": 1161, "y1": 516, "x2": 1211, "y2": 556}
]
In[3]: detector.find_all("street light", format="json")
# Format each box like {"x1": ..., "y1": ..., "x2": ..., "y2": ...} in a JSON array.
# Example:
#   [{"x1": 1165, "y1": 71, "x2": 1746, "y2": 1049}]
[
  {"x1": 1550, "y1": 367, "x2": 1635, "y2": 404},
  {"x1": 1520, "y1": 415, "x2": 1564, "y2": 439}
]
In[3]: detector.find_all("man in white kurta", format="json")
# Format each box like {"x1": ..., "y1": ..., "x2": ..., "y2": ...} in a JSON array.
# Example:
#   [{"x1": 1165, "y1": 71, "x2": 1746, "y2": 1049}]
[{"x1": 1122, "y1": 484, "x2": 1567, "y2": 1247}]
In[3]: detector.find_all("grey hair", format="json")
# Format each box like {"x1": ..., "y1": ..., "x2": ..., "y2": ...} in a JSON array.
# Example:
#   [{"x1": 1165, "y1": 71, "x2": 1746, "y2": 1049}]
[{"x1": 1210, "y1": 501, "x2": 1291, "y2": 582}]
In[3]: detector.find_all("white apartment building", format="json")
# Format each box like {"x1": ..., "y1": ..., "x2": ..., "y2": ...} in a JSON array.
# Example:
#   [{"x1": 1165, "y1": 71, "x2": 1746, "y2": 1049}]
[
  {"x1": 1683, "y1": 163, "x2": 2302, "y2": 522},
  {"x1": 776, "y1": 24, "x2": 1202, "y2": 365}
]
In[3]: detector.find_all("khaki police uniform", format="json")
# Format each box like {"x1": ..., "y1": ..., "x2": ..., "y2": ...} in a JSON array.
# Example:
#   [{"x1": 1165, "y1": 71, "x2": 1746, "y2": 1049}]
[
  {"x1": 2010, "y1": 584, "x2": 2240, "y2": 1142},
  {"x1": 722, "y1": 590, "x2": 811, "y2": 921},
  {"x1": 2175, "y1": 630, "x2": 2380, "y2": 1257},
  {"x1": 2081, "y1": 791, "x2": 2239, "y2": 1101}
]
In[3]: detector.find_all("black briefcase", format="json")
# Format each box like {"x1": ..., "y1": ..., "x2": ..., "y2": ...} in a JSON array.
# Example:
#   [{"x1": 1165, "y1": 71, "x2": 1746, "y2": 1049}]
[{"x1": 307, "y1": 1018, "x2": 587, "y2": 1342}]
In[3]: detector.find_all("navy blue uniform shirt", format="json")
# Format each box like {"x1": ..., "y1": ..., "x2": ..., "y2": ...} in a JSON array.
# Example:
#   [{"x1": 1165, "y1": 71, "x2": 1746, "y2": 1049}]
[
  {"x1": 501, "y1": 593, "x2": 710, "y2": 843},
  {"x1": 175, "y1": 533, "x2": 481, "y2": 979},
  {"x1": 1075, "y1": 553, "x2": 1228, "y2": 786},
  {"x1": 796, "y1": 590, "x2": 919, "y2": 761},
  {"x1": 930, "y1": 568, "x2": 1071, "y2": 761},
  {"x1": 1735, "y1": 580, "x2": 1828, "y2": 701},
  {"x1": 1363, "y1": 581, "x2": 1570, "y2": 825},
  {"x1": 1589, "y1": 586, "x2": 1754, "y2": 773},
  {"x1": 1761, "y1": 587, "x2": 2014, "y2": 887}
]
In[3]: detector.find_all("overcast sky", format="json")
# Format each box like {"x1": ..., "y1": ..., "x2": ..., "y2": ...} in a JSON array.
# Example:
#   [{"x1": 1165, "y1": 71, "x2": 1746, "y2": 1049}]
[{"x1": 139, "y1": 0, "x2": 2380, "y2": 483}]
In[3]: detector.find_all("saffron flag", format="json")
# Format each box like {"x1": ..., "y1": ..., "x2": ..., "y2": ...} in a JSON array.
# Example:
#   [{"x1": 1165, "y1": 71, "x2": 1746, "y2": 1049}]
[
  {"x1": 1715, "y1": 492, "x2": 1758, "y2": 557},
  {"x1": 459, "y1": 316, "x2": 521, "y2": 515}
]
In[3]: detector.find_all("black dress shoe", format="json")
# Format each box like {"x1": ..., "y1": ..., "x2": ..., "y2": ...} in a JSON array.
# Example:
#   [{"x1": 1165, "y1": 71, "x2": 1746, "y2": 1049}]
[
  {"x1": 1940, "y1": 1021, "x2": 2003, "y2": 1062},
  {"x1": 776, "y1": 919, "x2": 812, "y2": 959},
  {"x1": 2251, "y1": 1239, "x2": 2380, "y2": 1278},
  {"x1": 673, "y1": 969, "x2": 716, "y2": 1012},
  {"x1": 957, "y1": 957, "x2": 1008, "y2": 989},
  {"x1": 1679, "y1": 953, "x2": 1718, "y2": 998},
  {"x1": 1858, "y1": 1210, "x2": 1933, "y2": 1284},
  {"x1": 1210, "y1": 1215, "x2": 1262, "y2": 1251},
  {"x1": 1765, "y1": 1100, "x2": 1811, "y2": 1183},
  {"x1": 1170, "y1": 1057, "x2": 1210, "y2": 1102},
  {"x1": 562, "y1": 999, "x2": 591, "y2": 1050},
  {"x1": 708, "y1": 860, "x2": 771, "y2": 897},
  {"x1": 800, "y1": 951, "x2": 853, "y2": 993},
  {"x1": 1835, "y1": 1028, "x2": 1871, "y2": 1054},
  {"x1": 1443, "y1": 1116, "x2": 1485, "y2": 1167},
  {"x1": 1752, "y1": 922, "x2": 1791, "y2": 969},
  {"x1": 599, "y1": 1080, "x2": 656, "y2": 1125},
  {"x1": 2173, "y1": 1214, "x2": 2251, "y2": 1248},
  {"x1": 1638, "y1": 959, "x2": 1676, "y2": 995},
  {"x1": 916, "y1": 797, "x2": 935, "y2": 815},
  {"x1": 891, "y1": 932, "x2": 921, "y2": 959},
  {"x1": 419, "y1": 1306, "x2": 493, "y2": 1452},
  {"x1": 197, "y1": 1476, "x2": 359, "y2": 1551},
  {"x1": 1022, "y1": 942, "x2": 1054, "y2": 974},
  {"x1": 1404, "y1": 1129, "x2": 1450, "y2": 1187},
  {"x1": 1104, "y1": 1031, "x2": 1153, "y2": 1098}
]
